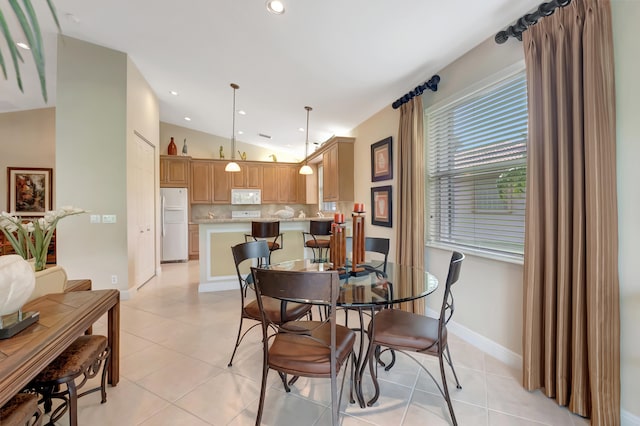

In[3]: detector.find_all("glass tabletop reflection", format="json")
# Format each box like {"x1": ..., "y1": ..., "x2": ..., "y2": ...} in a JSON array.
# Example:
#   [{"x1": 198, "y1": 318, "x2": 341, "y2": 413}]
[{"x1": 268, "y1": 259, "x2": 439, "y2": 307}]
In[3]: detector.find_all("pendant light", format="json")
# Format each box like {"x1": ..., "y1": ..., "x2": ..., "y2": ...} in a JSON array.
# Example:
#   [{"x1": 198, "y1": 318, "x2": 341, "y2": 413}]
[
  {"x1": 299, "y1": 106, "x2": 313, "y2": 175},
  {"x1": 225, "y1": 83, "x2": 241, "y2": 172}
]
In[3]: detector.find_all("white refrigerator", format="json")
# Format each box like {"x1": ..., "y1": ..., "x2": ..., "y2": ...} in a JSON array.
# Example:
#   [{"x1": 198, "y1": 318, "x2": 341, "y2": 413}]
[{"x1": 161, "y1": 187, "x2": 189, "y2": 262}]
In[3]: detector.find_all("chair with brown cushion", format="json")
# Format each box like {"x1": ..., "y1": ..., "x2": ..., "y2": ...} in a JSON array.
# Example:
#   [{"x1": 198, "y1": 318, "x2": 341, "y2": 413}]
[
  {"x1": 245, "y1": 221, "x2": 283, "y2": 263},
  {"x1": 227, "y1": 240, "x2": 312, "y2": 367},
  {"x1": 367, "y1": 251, "x2": 464, "y2": 425},
  {"x1": 302, "y1": 219, "x2": 333, "y2": 262},
  {"x1": 0, "y1": 393, "x2": 42, "y2": 426},
  {"x1": 27, "y1": 335, "x2": 110, "y2": 426},
  {"x1": 251, "y1": 267, "x2": 356, "y2": 426}
]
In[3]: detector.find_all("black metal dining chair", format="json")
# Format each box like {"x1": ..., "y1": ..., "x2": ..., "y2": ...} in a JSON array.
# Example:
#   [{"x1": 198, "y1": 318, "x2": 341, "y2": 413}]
[
  {"x1": 227, "y1": 240, "x2": 312, "y2": 367},
  {"x1": 251, "y1": 267, "x2": 356, "y2": 426},
  {"x1": 302, "y1": 219, "x2": 333, "y2": 262},
  {"x1": 367, "y1": 251, "x2": 465, "y2": 425},
  {"x1": 346, "y1": 236, "x2": 389, "y2": 272}
]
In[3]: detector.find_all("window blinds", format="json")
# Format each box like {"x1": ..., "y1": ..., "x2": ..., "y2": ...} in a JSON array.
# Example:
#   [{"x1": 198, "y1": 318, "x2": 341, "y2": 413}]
[{"x1": 426, "y1": 72, "x2": 528, "y2": 257}]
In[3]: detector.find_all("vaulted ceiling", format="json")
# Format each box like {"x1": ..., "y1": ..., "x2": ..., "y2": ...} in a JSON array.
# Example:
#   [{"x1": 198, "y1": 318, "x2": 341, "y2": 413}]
[{"x1": 1, "y1": 0, "x2": 540, "y2": 157}]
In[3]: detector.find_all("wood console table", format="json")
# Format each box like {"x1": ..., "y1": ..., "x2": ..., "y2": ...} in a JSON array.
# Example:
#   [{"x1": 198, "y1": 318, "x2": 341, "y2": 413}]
[{"x1": 0, "y1": 289, "x2": 120, "y2": 407}]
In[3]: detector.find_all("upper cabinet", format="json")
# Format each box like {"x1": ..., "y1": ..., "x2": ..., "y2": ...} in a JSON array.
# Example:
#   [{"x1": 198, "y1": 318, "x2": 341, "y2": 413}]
[
  {"x1": 309, "y1": 136, "x2": 354, "y2": 202},
  {"x1": 232, "y1": 162, "x2": 263, "y2": 189},
  {"x1": 190, "y1": 159, "x2": 231, "y2": 204},
  {"x1": 160, "y1": 155, "x2": 190, "y2": 187},
  {"x1": 261, "y1": 163, "x2": 300, "y2": 204}
]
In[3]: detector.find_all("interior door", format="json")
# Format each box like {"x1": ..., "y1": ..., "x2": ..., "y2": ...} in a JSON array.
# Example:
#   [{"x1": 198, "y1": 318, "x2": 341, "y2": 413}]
[{"x1": 134, "y1": 132, "x2": 156, "y2": 286}]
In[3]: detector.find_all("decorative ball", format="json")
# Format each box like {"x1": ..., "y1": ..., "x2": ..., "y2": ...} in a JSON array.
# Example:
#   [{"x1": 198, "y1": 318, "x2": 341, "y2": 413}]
[{"x1": 0, "y1": 255, "x2": 36, "y2": 315}]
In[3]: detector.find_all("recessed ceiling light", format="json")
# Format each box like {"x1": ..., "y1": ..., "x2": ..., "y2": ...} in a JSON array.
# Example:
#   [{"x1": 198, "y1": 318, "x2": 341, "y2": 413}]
[
  {"x1": 16, "y1": 42, "x2": 30, "y2": 50},
  {"x1": 238, "y1": 110, "x2": 246, "y2": 115},
  {"x1": 298, "y1": 127, "x2": 305, "y2": 132},
  {"x1": 169, "y1": 90, "x2": 179, "y2": 96},
  {"x1": 238, "y1": 131, "x2": 244, "y2": 135},
  {"x1": 266, "y1": 0, "x2": 285, "y2": 15},
  {"x1": 184, "y1": 117, "x2": 191, "y2": 121}
]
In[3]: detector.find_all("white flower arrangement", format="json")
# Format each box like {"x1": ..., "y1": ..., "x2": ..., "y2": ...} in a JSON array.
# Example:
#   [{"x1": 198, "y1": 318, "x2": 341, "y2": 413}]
[{"x1": 0, "y1": 207, "x2": 86, "y2": 271}]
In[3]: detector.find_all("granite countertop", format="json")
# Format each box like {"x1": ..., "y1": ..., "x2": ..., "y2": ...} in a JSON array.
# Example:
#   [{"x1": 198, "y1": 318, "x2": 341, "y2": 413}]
[{"x1": 191, "y1": 217, "x2": 333, "y2": 224}]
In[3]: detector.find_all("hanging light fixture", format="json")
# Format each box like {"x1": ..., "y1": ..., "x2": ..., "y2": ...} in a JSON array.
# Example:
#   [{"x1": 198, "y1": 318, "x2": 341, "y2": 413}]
[
  {"x1": 225, "y1": 83, "x2": 241, "y2": 172},
  {"x1": 299, "y1": 106, "x2": 313, "y2": 175}
]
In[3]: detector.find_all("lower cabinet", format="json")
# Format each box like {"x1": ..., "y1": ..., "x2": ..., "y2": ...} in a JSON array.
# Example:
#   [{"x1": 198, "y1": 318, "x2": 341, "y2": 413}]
[{"x1": 188, "y1": 224, "x2": 199, "y2": 260}]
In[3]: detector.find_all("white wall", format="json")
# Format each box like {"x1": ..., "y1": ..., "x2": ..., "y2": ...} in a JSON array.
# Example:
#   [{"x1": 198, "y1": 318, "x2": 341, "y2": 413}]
[
  {"x1": 0, "y1": 108, "x2": 56, "y2": 211},
  {"x1": 612, "y1": 1, "x2": 640, "y2": 420}
]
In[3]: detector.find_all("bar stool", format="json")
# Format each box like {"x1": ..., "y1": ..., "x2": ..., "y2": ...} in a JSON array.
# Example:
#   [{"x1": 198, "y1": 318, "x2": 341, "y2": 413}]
[
  {"x1": 302, "y1": 219, "x2": 333, "y2": 262},
  {"x1": 245, "y1": 221, "x2": 283, "y2": 262},
  {"x1": 27, "y1": 335, "x2": 111, "y2": 426},
  {"x1": 0, "y1": 393, "x2": 42, "y2": 426}
]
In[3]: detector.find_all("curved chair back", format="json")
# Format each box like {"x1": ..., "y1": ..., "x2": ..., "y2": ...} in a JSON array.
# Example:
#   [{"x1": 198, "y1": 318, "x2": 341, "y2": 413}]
[
  {"x1": 231, "y1": 240, "x2": 270, "y2": 291},
  {"x1": 440, "y1": 251, "x2": 465, "y2": 327},
  {"x1": 346, "y1": 236, "x2": 390, "y2": 272},
  {"x1": 303, "y1": 220, "x2": 334, "y2": 262},
  {"x1": 309, "y1": 219, "x2": 333, "y2": 236},
  {"x1": 251, "y1": 221, "x2": 280, "y2": 239}
]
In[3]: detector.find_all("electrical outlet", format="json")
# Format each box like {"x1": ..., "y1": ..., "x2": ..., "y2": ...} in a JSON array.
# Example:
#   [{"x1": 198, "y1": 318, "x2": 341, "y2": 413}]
[
  {"x1": 111, "y1": 275, "x2": 118, "y2": 284},
  {"x1": 90, "y1": 214, "x2": 101, "y2": 224}
]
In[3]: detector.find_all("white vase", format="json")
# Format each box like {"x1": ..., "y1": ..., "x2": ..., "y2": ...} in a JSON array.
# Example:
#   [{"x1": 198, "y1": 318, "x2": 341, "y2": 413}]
[{"x1": 0, "y1": 255, "x2": 36, "y2": 316}]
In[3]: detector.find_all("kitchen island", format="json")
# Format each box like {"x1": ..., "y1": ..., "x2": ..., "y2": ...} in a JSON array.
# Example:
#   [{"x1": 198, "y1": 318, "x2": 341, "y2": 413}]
[{"x1": 195, "y1": 218, "x2": 333, "y2": 292}]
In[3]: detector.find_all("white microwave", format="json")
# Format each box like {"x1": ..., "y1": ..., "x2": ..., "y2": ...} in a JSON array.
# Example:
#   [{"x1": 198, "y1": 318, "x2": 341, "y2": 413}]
[{"x1": 231, "y1": 189, "x2": 261, "y2": 205}]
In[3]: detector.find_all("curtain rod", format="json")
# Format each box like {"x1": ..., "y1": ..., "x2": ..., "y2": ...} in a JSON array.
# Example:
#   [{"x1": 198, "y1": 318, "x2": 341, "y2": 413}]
[
  {"x1": 495, "y1": 0, "x2": 572, "y2": 44},
  {"x1": 392, "y1": 75, "x2": 440, "y2": 109}
]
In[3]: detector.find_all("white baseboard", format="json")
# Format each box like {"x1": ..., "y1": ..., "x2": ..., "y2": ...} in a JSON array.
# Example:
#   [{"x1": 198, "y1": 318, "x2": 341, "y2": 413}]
[
  {"x1": 119, "y1": 288, "x2": 135, "y2": 300},
  {"x1": 622, "y1": 409, "x2": 640, "y2": 426},
  {"x1": 426, "y1": 308, "x2": 522, "y2": 371}
]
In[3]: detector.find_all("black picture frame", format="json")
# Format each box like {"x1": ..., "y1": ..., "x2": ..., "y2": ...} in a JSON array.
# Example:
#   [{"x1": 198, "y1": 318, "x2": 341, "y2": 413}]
[
  {"x1": 371, "y1": 185, "x2": 392, "y2": 227},
  {"x1": 370, "y1": 137, "x2": 393, "y2": 182}
]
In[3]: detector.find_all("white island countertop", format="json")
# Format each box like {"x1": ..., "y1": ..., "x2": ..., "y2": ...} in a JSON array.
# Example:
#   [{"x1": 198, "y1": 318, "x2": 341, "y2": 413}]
[{"x1": 191, "y1": 217, "x2": 334, "y2": 224}]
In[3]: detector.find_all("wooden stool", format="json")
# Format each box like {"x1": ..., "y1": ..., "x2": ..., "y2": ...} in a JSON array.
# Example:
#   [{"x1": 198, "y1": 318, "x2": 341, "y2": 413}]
[
  {"x1": 28, "y1": 335, "x2": 110, "y2": 426},
  {"x1": 0, "y1": 393, "x2": 42, "y2": 426}
]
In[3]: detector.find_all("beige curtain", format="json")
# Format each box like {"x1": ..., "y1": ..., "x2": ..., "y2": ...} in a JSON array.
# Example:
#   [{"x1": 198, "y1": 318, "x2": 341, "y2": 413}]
[
  {"x1": 396, "y1": 96, "x2": 425, "y2": 314},
  {"x1": 522, "y1": 0, "x2": 620, "y2": 424}
]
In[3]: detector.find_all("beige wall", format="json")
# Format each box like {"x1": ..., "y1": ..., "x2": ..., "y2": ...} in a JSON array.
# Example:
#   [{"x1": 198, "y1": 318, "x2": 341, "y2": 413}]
[
  {"x1": 0, "y1": 108, "x2": 56, "y2": 212},
  {"x1": 55, "y1": 35, "x2": 130, "y2": 292},
  {"x1": 349, "y1": 107, "x2": 399, "y2": 261},
  {"x1": 612, "y1": 1, "x2": 640, "y2": 419},
  {"x1": 160, "y1": 121, "x2": 300, "y2": 163}
]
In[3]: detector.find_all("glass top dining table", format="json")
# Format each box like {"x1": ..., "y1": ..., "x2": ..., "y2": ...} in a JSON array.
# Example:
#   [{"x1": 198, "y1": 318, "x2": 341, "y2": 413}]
[{"x1": 268, "y1": 259, "x2": 439, "y2": 307}]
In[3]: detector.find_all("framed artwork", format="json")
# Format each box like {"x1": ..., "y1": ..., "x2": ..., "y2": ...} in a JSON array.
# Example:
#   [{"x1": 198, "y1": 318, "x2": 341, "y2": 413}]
[
  {"x1": 371, "y1": 136, "x2": 393, "y2": 182},
  {"x1": 7, "y1": 167, "x2": 53, "y2": 216},
  {"x1": 371, "y1": 185, "x2": 392, "y2": 227}
]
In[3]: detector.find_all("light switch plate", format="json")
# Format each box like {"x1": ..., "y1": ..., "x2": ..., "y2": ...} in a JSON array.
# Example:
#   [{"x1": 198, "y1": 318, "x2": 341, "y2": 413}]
[
  {"x1": 102, "y1": 214, "x2": 117, "y2": 224},
  {"x1": 90, "y1": 214, "x2": 101, "y2": 224}
]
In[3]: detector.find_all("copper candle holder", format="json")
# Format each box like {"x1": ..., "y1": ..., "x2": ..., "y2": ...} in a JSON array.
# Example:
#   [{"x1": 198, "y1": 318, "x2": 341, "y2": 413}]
[
  {"x1": 351, "y1": 205, "x2": 366, "y2": 275},
  {"x1": 329, "y1": 219, "x2": 347, "y2": 274}
]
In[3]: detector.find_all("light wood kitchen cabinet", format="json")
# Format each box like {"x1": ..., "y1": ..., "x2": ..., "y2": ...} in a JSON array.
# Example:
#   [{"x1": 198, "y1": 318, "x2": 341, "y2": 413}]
[
  {"x1": 319, "y1": 137, "x2": 354, "y2": 202},
  {"x1": 232, "y1": 162, "x2": 263, "y2": 188},
  {"x1": 212, "y1": 162, "x2": 231, "y2": 203},
  {"x1": 190, "y1": 160, "x2": 231, "y2": 204},
  {"x1": 260, "y1": 163, "x2": 301, "y2": 204},
  {"x1": 160, "y1": 155, "x2": 190, "y2": 187},
  {"x1": 188, "y1": 224, "x2": 199, "y2": 260}
]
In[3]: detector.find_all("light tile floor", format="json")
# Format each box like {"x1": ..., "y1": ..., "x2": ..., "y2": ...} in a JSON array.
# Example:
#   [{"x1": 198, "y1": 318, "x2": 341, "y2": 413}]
[{"x1": 51, "y1": 261, "x2": 590, "y2": 425}]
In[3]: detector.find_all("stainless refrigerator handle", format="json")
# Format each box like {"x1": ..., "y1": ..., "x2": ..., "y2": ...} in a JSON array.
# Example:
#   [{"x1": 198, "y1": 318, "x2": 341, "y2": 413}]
[{"x1": 161, "y1": 195, "x2": 166, "y2": 237}]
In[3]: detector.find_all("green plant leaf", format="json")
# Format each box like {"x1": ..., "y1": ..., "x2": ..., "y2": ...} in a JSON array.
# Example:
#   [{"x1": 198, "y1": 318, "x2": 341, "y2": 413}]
[
  {"x1": 0, "y1": 5, "x2": 25, "y2": 93},
  {"x1": 10, "y1": 0, "x2": 47, "y2": 101}
]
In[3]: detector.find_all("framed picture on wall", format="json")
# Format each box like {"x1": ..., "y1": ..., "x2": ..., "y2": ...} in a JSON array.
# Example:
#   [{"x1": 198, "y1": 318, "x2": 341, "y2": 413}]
[
  {"x1": 371, "y1": 137, "x2": 393, "y2": 182},
  {"x1": 7, "y1": 167, "x2": 53, "y2": 216},
  {"x1": 371, "y1": 185, "x2": 392, "y2": 227}
]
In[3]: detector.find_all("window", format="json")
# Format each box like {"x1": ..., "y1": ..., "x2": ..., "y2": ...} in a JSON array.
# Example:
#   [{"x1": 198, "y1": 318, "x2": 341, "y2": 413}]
[
  {"x1": 317, "y1": 165, "x2": 336, "y2": 212},
  {"x1": 426, "y1": 70, "x2": 528, "y2": 259}
]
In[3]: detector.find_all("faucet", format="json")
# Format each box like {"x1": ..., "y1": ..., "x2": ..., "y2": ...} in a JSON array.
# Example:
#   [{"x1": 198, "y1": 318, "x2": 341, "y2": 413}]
[{"x1": 317, "y1": 211, "x2": 324, "y2": 218}]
